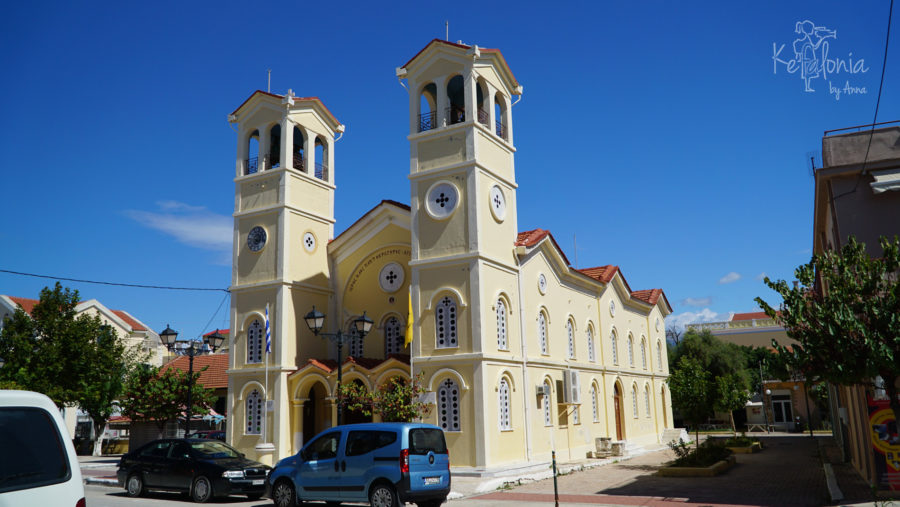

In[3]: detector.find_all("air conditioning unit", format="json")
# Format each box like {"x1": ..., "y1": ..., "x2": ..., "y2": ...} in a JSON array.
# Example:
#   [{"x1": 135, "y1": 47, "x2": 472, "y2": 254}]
[
  {"x1": 563, "y1": 370, "x2": 581, "y2": 404},
  {"x1": 536, "y1": 384, "x2": 549, "y2": 397}
]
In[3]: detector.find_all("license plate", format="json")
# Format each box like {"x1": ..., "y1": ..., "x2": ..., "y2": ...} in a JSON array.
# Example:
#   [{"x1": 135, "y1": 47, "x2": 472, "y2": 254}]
[
  {"x1": 424, "y1": 476, "x2": 440, "y2": 485},
  {"x1": 252, "y1": 479, "x2": 264, "y2": 486}
]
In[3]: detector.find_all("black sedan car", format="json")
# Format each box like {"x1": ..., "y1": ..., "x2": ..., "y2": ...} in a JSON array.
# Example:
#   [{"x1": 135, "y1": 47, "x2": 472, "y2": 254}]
[{"x1": 117, "y1": 438, "x2": 270, "y2": 502}]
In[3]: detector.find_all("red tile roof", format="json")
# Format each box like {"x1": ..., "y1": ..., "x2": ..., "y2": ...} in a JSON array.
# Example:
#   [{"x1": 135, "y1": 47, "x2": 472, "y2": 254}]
[
  {"x1": 400, "y1": 39, "x2": 520, "y2": 89},
  {"x1": 230, "y1": 90, "x2": 340, "y2": 127},
  {"x1": 112, "y1": 310, "x2": 146, "y2": 332},
  {"x1": 731, "y1": 311, "x2": 772, "y2": 321},
  {"x1": 577, "y1": 265, "x2": 619, "y2": 284},
  {"x1": 631, "y1": 289, "x2": 664, "y2": 305},
  {"x1": 304, "y1": 355, "x2": 411, "y2": 374},
  {"x1": 8, "y1": 296, "x2": 39, "y2": 315},
  {"x1": 161, "y1": 353, "x2": 229, "y2": 389},
  {"x1": 515, "y1": 229, "x2": 571, "y2": 265},
  {"x1": 203, "y1": 329, "x2": 230, "y2": 337}
]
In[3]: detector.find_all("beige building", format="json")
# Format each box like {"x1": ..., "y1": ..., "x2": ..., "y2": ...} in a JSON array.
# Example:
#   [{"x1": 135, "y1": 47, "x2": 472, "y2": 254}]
[
  {"x1": 815, "y1": 122, "x2": 900, "y2": 490},
  {"x1": 226, "y1": 39, "x2": 673, "y2": 473}
]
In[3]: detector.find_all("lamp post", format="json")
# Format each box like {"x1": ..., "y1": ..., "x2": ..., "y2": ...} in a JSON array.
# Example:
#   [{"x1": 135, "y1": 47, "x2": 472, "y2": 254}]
[
  {"x1": 303, "y1": 307, "x2": 373, "y2": 426},
  {"x1": 159, "y1": 325, "x2": 225, "y2": 436}
]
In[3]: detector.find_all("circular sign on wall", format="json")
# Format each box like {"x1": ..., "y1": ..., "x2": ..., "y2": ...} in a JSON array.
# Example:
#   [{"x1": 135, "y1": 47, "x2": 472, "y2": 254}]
[
  {"x1": 538, "y1": 273, "x2": 548, "y2": 295},
  {"x1": 425, "y1": 181, "x2": 459, "y2": 220},
  {"x1": 302, "y1": 232, "x2": 317, "y2": 253},
  {"x1": 489, "y1": 185, "x2": 507, "y2": 222},
  {"x1": 379, "y1": 262, "x2": 405, "y2": 293},
  {"x1": 609, "y1": 300, "x2": 616, "y2": 317}
]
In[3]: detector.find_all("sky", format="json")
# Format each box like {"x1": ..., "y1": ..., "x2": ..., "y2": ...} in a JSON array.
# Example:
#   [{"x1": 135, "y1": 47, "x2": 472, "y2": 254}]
[{"x1": 1, "y1": 1, "x2": 896, "y2": 341}]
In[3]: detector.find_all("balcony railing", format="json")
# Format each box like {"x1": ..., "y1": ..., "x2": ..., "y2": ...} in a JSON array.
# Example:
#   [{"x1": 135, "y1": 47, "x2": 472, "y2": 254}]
[
  {"x1": 245, "y1": 156, "x2": 259, "y2": 175},
  {"x1": 315, "y1": 163, "x2": 328, "y2": 181},
  {"x1": 418, "y1": 111, "x2": 436, "y2": 133},
  {"x1": 496, "y1": 120, "x2": 507, "y2": 141},
  {"x1": 266, "y1": 153, "x2": 280, "y2": 170},
  {"x1": 446, "y1": 105, "x2": 465, "y2": 125},
  {"x1": 477, "y1": 108, "x2": 489, "y2": 126},
  {"x1": 293, "y1": 154, "x2": 305, "y2": 172}
]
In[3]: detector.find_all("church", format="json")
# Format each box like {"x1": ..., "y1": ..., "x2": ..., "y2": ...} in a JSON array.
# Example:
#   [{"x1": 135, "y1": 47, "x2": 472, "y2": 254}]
[{"x1": 224, "y1": 39, "x2": 673, "y2": 473}]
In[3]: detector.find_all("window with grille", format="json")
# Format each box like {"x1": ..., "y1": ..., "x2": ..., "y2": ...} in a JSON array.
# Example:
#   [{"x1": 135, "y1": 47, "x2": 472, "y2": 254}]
[
  {"x1": 632, "y1": 385, "x2": 638, "y2": 418},
  {"x1": 627, "y1": 335, "x2": 634, "y2": 366},
  {"x1": 543, "y1": 382, "x2": 552, "y2": 426},
  {"x1": 498, "y1": 378, "x2": 511, "y2": 430},
  {"x1": 572, "y1": 404, "x2": 580, "y2": 425},
  {"x1": 644, "y1": 385, "x2": 651, "y2": 417},
  {"x1": 438, "y1": 379, "x2": 460, "y2": 431},
  {"x1": 348, "y1": 333, "x2": 364, "y2": 358},
  {"x1": 247, "y1": 320, "x2": 263, "y2": 364},
  {"x1": 435, "y1": 297, "x2": 458, "y2": 348},
  {"x1": 657, "y1": 341, "x2": 663, "y2": 370},
  {"x1": 496, "y1": 299, "x2": 507, "y2": 350},
  {"x1": 591, "y1": 384, "x2": 599, "y2": 422},
  {"x1": 587, "y1": 328, "x2": 595, "y2": 362},
  {"x1": 538, "y1": 313, "x2": 548, "y2": 355},
  {"x1": 384, "y1": 317, "x2": 403, "y2": 357},
  {"x1": 611, "y1": 330, "x2": 618, "y2": 364},
  {"x1": 641, "y1": 337, "x2": 647, "y2": 369},
  {"x1": 566, "y1": 320, "x2": 575, "y2": 359},
  {"x1": 246, "y1": 389, "x2": 263, "y2": 435}
]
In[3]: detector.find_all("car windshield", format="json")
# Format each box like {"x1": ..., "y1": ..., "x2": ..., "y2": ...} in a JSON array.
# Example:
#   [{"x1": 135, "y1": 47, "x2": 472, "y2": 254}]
[{"x1": 190, "y1": 440, "x2": 242, "y2": 459}]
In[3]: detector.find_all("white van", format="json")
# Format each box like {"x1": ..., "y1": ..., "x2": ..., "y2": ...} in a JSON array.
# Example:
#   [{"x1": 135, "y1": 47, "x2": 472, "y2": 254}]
[{"x1": 0, "y1": 390, "x2": 85, "y2": 507}]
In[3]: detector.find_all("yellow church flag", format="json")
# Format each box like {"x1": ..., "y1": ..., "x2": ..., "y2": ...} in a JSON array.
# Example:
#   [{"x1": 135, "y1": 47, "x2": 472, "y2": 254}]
[{"x1": 404, "y1": 287, "x2": 413, "y2": 347}]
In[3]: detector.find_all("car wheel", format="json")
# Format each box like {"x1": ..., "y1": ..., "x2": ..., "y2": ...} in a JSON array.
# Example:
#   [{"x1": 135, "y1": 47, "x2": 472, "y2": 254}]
[
  {"x1": 272, "y1": 479, "x2": 297, "y2": 507},
  {"x1": 125, "y1": 474, "x2": 143, "y2": 497},
  {"x1": 368, "y1": 482, "x2": 399, "y2": 507},
  {"x1": 192, "y1": 475, "x2": 213, "y2": 503}
]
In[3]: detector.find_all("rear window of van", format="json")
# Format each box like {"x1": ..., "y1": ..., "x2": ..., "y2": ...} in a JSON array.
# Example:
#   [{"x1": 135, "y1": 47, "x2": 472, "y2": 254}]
[
  {"x1": 408, "y1": 428, "x2": 447, "y2": 455},
  {"x1": 0, "y1": 407, "x2": 70, "y2": 494}
]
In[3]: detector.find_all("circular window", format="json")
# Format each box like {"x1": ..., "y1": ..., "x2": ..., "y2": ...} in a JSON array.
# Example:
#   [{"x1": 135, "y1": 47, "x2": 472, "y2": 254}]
[
  {"x1": 538, "y1": 273, "x2": 547, "y2": 295},
  {"x1": 378, "y1": 262, "x2": 405, "y2": 293},
  {"x1": 302, "y1": 232, "x2": 316, "y2": 253},
  {"x1": 247, "y1": 226, "x2": 267, "y2": 253},
  {"x1": 489, "y1": 185, "x2": 506, "y2": 222},
  {"x1": 425, "y1": 181, "x2": 459, "y2": 220},
  {"x1": 609, "y1": 300, "x2": 616, "y2": 317}
]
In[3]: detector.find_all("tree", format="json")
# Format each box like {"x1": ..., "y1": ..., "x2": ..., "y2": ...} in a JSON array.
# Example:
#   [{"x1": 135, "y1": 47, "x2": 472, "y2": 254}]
[
  {"x1": 666, "y1": 326, "x2": 683, "y2": 345},
  {"x1": 338, "y1": 373, "x2": 430, "y2": 422},
  {"x1": 669, "y1": 329, "x2": 751, "y2": 387},
  {"x1": 0, "y1": 283, "x2": 140, "y2": 455},
  {"x1": 755, "y1": 235, "x2": 900, "y2": 427},
  {"x1": 119, "y1": 364, "x2": 216, "y2": 436},
  {"x1": 714, "y1": 373, "x2": 750, "y2": 434},
  {"x1": 669, "y1": 356, "x2": 713, "y2": 447}
]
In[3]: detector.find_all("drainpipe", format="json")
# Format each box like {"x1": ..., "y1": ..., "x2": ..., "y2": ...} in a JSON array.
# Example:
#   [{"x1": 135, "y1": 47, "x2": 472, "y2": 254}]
[{"x1": 514, "y1": 246, "x2": 533, "y2": 462}]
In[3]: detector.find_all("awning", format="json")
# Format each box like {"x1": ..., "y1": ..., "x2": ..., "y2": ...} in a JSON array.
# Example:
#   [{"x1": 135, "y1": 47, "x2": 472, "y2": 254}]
[{"x1": 870, "y1": 168, "x2": 900, "y2": 194}]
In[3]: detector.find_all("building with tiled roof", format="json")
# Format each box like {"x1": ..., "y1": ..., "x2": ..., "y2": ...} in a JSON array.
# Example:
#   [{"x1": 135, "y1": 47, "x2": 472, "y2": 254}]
[{"x1": 226, "y1": 39, "x2": 672, "y2": 473}]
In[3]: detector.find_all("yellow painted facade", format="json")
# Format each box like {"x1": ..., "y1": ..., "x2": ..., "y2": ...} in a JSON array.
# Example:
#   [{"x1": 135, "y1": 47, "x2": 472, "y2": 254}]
[{"x1": 226, "y1": 40, "x2": 672, "y2": 472}]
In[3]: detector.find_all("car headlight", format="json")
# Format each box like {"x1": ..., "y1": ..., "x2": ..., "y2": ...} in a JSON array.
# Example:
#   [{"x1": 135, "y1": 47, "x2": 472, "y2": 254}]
[{"x1": 222, "y1": 470, "x2": 244, "y2": 478}]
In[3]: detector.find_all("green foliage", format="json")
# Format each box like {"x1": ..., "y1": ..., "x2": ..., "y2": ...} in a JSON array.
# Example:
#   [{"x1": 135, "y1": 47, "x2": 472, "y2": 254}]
[
  {"x1": 119, "y1": 363, "x2": 216, "y2": 434},
  {"x1": 338, "y1": 373, "x2": 430, "y2": 422},
  {"x1": 667, "y1": 438, "x2": 732, "y2": 467},
  {"x1": 722, "y1": 434, "x2": 757, "y2": 447},
  {"x1": 714, "y1": 373, "x2": 750, "y2": 433},
  {"x1": 669, "y1": 357, "x2": 713, "y2": 446},
  {"x1": 670, "y1": 330, "x2": 751, "y2": 386},
  {"x1": 755, "y1": 235, "x2": 900, "y2": 424}
]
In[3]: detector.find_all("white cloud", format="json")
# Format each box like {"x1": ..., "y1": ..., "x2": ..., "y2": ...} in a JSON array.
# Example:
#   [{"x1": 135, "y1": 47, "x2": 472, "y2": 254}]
[
  {"x1": 718, "y1": 272, "x2": 741, "y2": 284},
  {"x1": 756, "y1": 272, "x2": 767, "y2": 281},
  {"x1": 680, "y1": 296, "x2": 712, "y2": 307},
  {"x1": 125, "y1": 202, "x2": 231, "y2": 258},
  {"x1": 666, "y1": 308, "x2": 728, "y2": 333}
]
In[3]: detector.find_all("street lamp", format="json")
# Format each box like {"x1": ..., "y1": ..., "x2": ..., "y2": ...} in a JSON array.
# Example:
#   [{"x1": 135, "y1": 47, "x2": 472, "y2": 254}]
[
  {"x1": 159, "y1": 325, "x2": 225, "y2": 435},
  {"x1": 303, "y1": 307, "x2": 373, "y2": 426}
]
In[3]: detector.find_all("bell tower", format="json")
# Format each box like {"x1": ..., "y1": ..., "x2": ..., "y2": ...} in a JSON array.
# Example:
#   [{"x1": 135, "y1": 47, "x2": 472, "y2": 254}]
[
  {"x1": 398, "y1": 40, "x2": 523, "y2": 467},
  {"x1": 227, "y1": 90, "x2": 343, "y2": 463}
]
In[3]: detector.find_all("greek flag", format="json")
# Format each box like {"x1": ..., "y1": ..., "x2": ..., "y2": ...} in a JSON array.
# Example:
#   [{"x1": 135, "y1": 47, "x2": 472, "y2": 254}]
[{"x1": 265, "y1": 303, "x2": 271, "y2": 354}]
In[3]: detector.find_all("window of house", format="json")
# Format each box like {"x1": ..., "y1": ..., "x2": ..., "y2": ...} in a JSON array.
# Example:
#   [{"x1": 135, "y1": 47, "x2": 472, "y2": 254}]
[
  {"x1": 348, "y1": 332, "x2": 364, "y2": 358},
  {"x1": 591, "y1": 384, "x2": 599, "y2": 422},
  {"x1": 641, "y1": 337, "x2": 647, "y2": 369},
  {"x1": 384, "y1": 317, "x2": 403, "y2": 357},
  {"x1": 499, "y1": 378, "x2": 511, "y2": 430},
  {"x1": 632, "y1": 385, "x2": 638, "y2": 418},
  {"x1": 567, "y1": 320, "x2": 575, "y2": 359},
  {"x1": 438, "y1": 378, "x2": 460, "y2": 431},
  {"x1": 657, "y1": 340, "x2": 663, "y2": 371},
  {"x1": 538, "y1": 312, "x2": 548, "y2": 355},
  {"x1": 611, "y1": 330, "x2": 618, "y2": 364},
  {"x1": 572, "y1": 405, "x2": 580, "y2": 425},
  {"x1": 246, "y1": 389, "x2": 263, "y2": 435},
  {"x1": 496, "y1": 299, "x2": 508, "y2": 350},
  {"x1": 247, "y1": 320, "x2": 263, "y2": 364},
  {"x1": 435, "y1": 297, "x2": 458, "y2": 348},
  {"x1": 627, "y1": 335, "x2": 634, "y2": 366},
  {"x1": 644, "y1": 385, "x2": 651, "y2": 417},
  {"x1": 587, "y1": 327, "x2": 595, "y2": 362},
  {"x1": 543, "y1": 382, "x2": 553, "y2": 426}
]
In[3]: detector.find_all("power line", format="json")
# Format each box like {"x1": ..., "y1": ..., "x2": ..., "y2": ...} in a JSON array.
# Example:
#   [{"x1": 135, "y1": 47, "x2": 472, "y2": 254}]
[
  {"x1": 197, "y1": 292, "x2": 230, "y2": 339},
  {"x1": 0, "y1": 268, "x2": 228, "y2": 293}
]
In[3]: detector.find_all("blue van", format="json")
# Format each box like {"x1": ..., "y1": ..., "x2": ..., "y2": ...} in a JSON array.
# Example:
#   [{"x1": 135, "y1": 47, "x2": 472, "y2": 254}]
[{"x1": 267, "y1": 422, "x2": 450, "y2": 507}]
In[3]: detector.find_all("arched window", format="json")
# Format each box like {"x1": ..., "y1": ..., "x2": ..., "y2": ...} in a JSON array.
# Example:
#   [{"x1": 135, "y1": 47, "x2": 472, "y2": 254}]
[
  {"x1": 610, "y1": 330, "x2": 618, "y2": 364},
  {"x1": 657, "y1": 340, "x2": 663, "y2": 371},
  {"x1": 292, "y1": 126, "x2": 305, "y2": 172},
  {"x1": 348, "y1": 330, "x2": 364, "y2": 358},
  {"x1": 246, "y1": 130, "x2": 259, "y2": 174},
  {"x1": 641, "y1": 337, "x2": 647, "y2": 369},
  {"x1": 246, "y1": 389, "x2": 263, "y2": 435},
  {"x1": 538, "y1": 312, "x2": 548, "y2": 355},
  {"x1": 627, "y1": 334, "x2": 634, "y2": 366},
  {"x1": 247, "y1": 319, "x2": 263, "y2": 364},
  {"x1": 384, "y1": 317, "x2": 403, "y2": 357},
  {"x1": 476, "y1": 81, "x2": 488, "y2": 127},
  {"x1": 419, "y1": 83, "x2": 437, "y2": 132},
  {"x1": 591, "y1": 383, "x2": 599, "y2": 422},
  {"x1": 438, "y1": 378, "x2": 460, "y2": 431},
  {"x1": 632, "y1": 384, "x2": 638, "y2": 418},
  {"x1": 496, "y1": 299, "x2": 507, "y2": 350},
  {"x1": 435, "y1": 296, "x2": 458, "y2": 348},
  {"x1": 268, "y1": 124, "x2": 281, "y2": 169},
  {"x1": 314, "y1": 137, "x2": 328, "y2": 181},
  {"x1": 587, "y1": 327, "x2": 595, "y2": 362},
  {"x1": 644, "y1": 384, "x2": 652, "y2": 417},
  {"x1": 543, "y1": 381, "x2": 553, "y2": 426},
  {"x1": 498, "y1": 378, "x2": 511, "y2": 430},
  {"x1": 446, "y1": 75, "x2": 465, "y2": 125},
  {"x1": 494, "y1": 93, "x2": 508, "y2": 140},
  {"x1": 566, "y1": 320, "x2": 575, "y2": 359}
]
